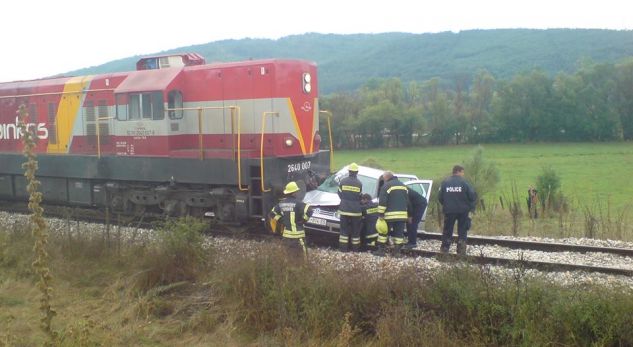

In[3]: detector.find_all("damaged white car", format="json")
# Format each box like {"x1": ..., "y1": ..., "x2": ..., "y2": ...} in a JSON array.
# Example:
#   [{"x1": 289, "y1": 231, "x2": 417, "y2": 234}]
[{"x1": 303, "y1": 165, "x2": 433, "y2": 235}]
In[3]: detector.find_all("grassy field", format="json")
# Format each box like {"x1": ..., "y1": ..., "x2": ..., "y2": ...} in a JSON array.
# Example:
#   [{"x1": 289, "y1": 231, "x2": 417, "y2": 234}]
[{"x1": 333, "y1": 142, "x2": 633, "y2": 209}]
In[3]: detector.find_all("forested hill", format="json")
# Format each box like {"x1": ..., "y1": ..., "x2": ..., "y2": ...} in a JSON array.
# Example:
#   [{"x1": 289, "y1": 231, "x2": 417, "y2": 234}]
[{"x1": 68, "y1": 29, "x2": 633, "y2": 93}]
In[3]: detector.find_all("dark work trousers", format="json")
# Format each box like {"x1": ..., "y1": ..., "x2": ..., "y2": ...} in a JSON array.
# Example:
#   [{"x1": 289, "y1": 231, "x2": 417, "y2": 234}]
[
  {"x1": 339, "y1": 215, "x2": 362, "y2": 250},
  {"x1": 281, "y1": 237, "x2": 307, "y2": 262},
  {"x1": 441, "y1": 212, "x2": 470, "y2": 251},
  {"x1": 406, "y1": 212, "x2": 424, "y2": 245},
  {"x1": 387, "y1": 220, "x2": 406, "y2": 245}
]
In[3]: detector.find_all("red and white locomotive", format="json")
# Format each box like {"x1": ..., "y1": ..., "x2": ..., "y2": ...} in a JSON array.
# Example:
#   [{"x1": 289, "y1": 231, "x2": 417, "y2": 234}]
[{"x1": 0, "y1": 53, "x2": 332, "y2": 223}]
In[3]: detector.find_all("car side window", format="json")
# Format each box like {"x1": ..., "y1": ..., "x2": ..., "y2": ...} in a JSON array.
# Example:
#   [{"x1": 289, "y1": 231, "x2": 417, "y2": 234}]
[
  {"x1": 409, "y1": 183, "x2": 427, "y2": 197},
  {"x1": 356, "y1": 175, "x2": 379, "y2": 198}
]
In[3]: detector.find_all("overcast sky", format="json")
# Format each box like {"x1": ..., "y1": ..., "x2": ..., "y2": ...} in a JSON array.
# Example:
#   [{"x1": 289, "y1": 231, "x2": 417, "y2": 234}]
[{"x1": 2, "y1": 0, "x2": 632, "y2": 82}]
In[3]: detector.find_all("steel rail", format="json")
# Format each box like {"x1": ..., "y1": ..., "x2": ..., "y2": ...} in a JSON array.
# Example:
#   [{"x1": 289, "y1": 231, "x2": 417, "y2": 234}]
[
  {"x1": 420, "y1": 231, "x2": 633, "y2": 256},
  {"x1": 402, "y1": 248, "x2": 633, "y2": 277}
]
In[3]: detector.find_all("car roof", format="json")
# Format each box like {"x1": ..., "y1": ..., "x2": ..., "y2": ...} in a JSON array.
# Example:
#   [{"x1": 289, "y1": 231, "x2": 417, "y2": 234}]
[{"x1": 339, "y1": 165, "x2": 418, "y2": 180}]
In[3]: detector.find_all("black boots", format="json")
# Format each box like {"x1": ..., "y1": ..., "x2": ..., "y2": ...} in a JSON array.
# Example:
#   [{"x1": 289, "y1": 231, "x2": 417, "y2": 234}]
[
  {"x1": 372, "y1": 243, "x2": 387, "y2": 257},
  {"x1": 392, "y1": 244, "x2": 402, "y2": 258},
  {"x1": 456, "y1": 240, "x2": 467, "y2": 256},
  {"x1": 440, "y1": 242, "x2": 450, "y2": 254}
]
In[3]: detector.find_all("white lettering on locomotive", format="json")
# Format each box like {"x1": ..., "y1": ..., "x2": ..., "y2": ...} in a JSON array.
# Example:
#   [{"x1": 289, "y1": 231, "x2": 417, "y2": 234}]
[
  {"x1": 446, "y1": 186, "x2": 462, "y2": 193},
  {"x1": 287, "y1": 161, "x2": 311, "y2": 173},
  {"x1": 0, "y1": 117, "x2": 48, "y2": 141}
]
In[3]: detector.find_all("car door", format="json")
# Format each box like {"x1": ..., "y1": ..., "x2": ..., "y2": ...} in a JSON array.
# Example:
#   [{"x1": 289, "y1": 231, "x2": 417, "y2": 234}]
[{"x1": 405, "y1": 179, "x2": 433, "y2": 231}]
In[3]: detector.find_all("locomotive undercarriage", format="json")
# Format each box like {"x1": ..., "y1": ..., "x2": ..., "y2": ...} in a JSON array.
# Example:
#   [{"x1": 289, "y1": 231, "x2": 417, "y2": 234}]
[{"x1": 105, "y1": 181, "x2": 249, "y2": 223}]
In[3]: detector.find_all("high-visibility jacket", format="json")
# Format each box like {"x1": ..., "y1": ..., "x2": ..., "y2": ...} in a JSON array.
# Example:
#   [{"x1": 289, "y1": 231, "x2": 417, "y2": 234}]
[
  {"x1": 271, "y1": 196, "x2": 313, "y2": 239},
  {"x1": 338, "y1": 175, "x2": 363, "y2": 217},
  {"x1": 378, "y1": 177, "x2": 409, "y2": 221},
  {"x1": 362, "y1": 201, "x2": 380, "y2": 239}
]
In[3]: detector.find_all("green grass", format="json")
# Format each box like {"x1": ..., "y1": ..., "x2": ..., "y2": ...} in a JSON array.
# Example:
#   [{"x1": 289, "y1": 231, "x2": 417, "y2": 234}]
[{"x1": 333, "y1": 142, "x2": 633, "y2": 209}]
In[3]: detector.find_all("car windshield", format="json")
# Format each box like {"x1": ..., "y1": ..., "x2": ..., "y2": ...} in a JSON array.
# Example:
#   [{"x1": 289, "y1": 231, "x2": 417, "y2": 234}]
[{"x1": 317, "y1": 174, "x2": 380, "y2": 197}]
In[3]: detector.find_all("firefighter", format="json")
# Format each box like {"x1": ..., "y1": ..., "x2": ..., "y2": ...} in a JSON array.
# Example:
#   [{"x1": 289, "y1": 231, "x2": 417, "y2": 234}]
[
  {"x1": 374, "y1": 171, "x2": 408, "y2": 256},
  {"x1": 360, "y1": 193, "x2": 379, "y2": 248},
  {"x1": 337, "y1": 163, "x2": 363, "y2": 251},
  {"x1": 269, "y1": 181, "x2": 313, "y2": 260},
  {"x1": 404, "y1": 187, "x2": 428, "y2": 249},
  {"x1": 438, "y1": 165, "x2": 477, "y2": 255}
]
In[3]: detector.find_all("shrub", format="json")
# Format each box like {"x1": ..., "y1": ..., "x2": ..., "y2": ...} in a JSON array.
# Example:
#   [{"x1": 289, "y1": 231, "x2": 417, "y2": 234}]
[
  {"x1": 462, "y1": 146, "x2": 500, "y2": 209},
  {"x1": 536, "y1": 166, "x2": 566, "y2": 213},
  {"x1": 134, "y1": 217, "x2": 210, "y2": 292}
]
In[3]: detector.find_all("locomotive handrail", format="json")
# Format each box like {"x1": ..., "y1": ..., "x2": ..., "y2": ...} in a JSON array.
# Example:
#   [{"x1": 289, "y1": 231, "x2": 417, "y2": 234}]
[
  {"x1": 96, "y1": 116, "x2": 114, "y2": 158},
  {"x1": 259, "y1": 111, "x2": 280, "y2": 193},
  {"x1": 319, "y1": 110, "x2": 335, "y2": 173},
  {"x1": 164, "y1": 105, "x2": 247, "y2": 191}
]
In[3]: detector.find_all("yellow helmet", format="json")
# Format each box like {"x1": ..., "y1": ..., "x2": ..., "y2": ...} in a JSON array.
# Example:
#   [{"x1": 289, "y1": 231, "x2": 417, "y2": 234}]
[
  {"x1": 376, "y1": 218, "x2": 388, "y2": 234},
  {"x1": 348, "y1": 162, "x2": 359, "y2": 172},
  {"x1": 283, "y1": 181, "x2": 300, "y2": 194}
]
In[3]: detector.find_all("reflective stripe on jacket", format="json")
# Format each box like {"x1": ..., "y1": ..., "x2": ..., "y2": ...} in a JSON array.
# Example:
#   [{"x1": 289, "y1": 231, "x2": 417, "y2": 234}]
[
  {"x1": 338, "y1": 175, "x2": 363, "y2": 217},
  {"x1": 378, "y1": 177, "x2": 409, "y2": 221},
  {"x1": 362, "y1": 201, "x2": 380, "y2": 238},
  {"x1": 271, "y1": 196, "x2": 313, "y2": 238}
]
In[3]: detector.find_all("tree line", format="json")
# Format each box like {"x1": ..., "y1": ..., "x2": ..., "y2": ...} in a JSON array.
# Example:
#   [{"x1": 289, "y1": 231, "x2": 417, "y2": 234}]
[{"x1": 320, "y1": 58, "x2": 633, "y2": 149}]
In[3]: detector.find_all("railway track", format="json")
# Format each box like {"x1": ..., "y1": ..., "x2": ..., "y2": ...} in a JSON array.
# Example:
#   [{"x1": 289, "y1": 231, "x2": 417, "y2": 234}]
[
  {"x1": 420, "y1": 231, "x2": 633, "y2": 256},
  {"x1": 2, "y1": 202, "x2": 632, "y2": 277},
  {"x1": 401, "y1": 248, "x2": 633, "y2": 277}
]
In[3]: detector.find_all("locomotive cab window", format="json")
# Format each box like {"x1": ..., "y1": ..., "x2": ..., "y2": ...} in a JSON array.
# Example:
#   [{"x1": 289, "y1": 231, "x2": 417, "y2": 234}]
[
  {"x1": 142, "y1": 58, "x2": 159, "y2": 70},
  {"x1": 168, "y1": 90, "x2": 183, "y2": 119},
  {"x1": 123, "y1": 92, "x2": 164, "y2": 120}
]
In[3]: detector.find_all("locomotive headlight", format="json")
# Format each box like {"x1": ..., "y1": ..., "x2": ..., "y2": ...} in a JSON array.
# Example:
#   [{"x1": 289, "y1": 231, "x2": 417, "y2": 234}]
[
  {"x1": 284, "y1": 138, "x2": 294, "y2": 147},
  {"x1": 303, "y1": 73, "x2": 312, "y2": 93}
]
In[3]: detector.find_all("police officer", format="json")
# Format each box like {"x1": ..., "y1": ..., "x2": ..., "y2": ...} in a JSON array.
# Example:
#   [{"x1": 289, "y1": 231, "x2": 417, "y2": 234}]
[
  {"x1": 438, "y1": 165, "x2": 477, "y2": 255},
  {"x1": 270, "y1": 181, "x2": 313, "y2": 260},
  {"x1": 404, "y1": 187, "x2": 428, "y2": 249},
  {"x1": 375, "y1": 171, "x2": 408, "y2": 256},
  {"x1": 360, "y1": 193, "x2": 379, "y2": 248},
  {"x1": 338, "y1": 163, "x2": 363, "y2": 252}
]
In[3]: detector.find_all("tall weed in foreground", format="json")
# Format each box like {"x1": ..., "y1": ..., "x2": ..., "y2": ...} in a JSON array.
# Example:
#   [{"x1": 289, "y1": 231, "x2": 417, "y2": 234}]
[{"x1": 17, "y1": 104, "x2": 56, "y2": 344}]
